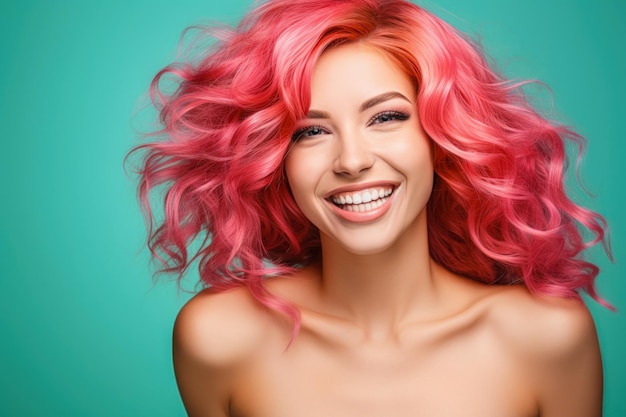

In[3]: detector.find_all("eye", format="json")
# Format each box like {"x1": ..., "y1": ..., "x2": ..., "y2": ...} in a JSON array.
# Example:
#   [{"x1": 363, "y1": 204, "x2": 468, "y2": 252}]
[
  {"x1": 291, "y1": 125, "x2": 329, "y2": 141},
  {"x1": 368, "y1": 110, "x2": 410, "y2": 126}
]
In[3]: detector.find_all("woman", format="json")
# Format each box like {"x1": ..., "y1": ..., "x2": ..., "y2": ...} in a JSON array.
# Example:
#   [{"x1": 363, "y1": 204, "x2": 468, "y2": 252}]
[{"x1": 135, "y1": 0, "x2": 610, "y2": 415}]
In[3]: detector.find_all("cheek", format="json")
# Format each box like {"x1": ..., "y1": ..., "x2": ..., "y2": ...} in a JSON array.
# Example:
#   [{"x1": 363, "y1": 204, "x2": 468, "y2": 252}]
[
  {"x1": 406, "y1": 127, "x2": 434, "y2": 168},
  {"x1": 410, "y1": 143, "x2": 435, "y2": 186},
  {"x1": 382, "y1": 133, "x2": 433, "y2": 172},
  {"x1": 284, "y1": 151, "x2": 314, "y2": 203},
  {"x1": 285, "y1": 144, "x2": 331, "y2": 184}
]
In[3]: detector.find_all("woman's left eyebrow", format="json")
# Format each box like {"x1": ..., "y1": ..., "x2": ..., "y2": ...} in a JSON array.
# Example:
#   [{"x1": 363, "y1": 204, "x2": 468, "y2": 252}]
[
  {"x1": 304, "y1": 91, "x2": 411, "y2": 119},
  {"x1": 359, "y1": 91, "x2": 411, "y2": 112}
]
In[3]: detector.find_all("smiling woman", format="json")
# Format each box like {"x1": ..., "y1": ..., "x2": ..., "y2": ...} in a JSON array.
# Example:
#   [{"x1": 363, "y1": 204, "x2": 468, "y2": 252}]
[
  {"x1": 285, "y1": 43, "x2": 434, "y2": 255},
  {"x1": 131, "y1": 0, "x2": 611, "y2": 416}
]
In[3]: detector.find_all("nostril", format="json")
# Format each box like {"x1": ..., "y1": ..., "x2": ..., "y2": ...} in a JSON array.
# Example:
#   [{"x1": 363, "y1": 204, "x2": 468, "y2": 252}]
[{"x1": 333, "y1": 154, "x2": 375, "y2": 176}]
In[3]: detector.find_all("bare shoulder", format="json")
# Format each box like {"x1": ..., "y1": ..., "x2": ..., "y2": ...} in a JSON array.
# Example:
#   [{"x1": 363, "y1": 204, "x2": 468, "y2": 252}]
[
  {"x1": 484, "y1": 286, "x2": 603, "y2": 417},
  {"x1": 174, "y1": 266, "x2": 318, "y2": 365},
  {"x1": 486, "y1": 286, "x2": 599, "y2": 358},
  {"x1": 174, "y1": 287, "x2": 277, "y2": 364},
  {"x1": 437, "y1": 267, "x2": 598, "y2": 354},
  {"x1": 172, "y1": 287, "x2": 281, "y2": 417}
]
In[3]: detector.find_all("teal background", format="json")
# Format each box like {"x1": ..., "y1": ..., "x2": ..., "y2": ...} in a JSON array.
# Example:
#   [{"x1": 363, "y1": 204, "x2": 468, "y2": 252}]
[{"x1": 0, "y1": 0, "x2": 623, "y2": 415}]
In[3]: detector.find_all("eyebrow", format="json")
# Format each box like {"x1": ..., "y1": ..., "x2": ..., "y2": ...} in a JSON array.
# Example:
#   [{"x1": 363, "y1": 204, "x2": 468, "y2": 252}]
[{"x1": 305, "y1": 91, "x2": 411, "y2": 119}]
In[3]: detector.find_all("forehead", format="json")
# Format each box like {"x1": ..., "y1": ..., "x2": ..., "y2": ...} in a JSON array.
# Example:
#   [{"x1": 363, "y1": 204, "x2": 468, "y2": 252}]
[{"x1": 310, "y1": 42, "x2": 415, "y2": 107}]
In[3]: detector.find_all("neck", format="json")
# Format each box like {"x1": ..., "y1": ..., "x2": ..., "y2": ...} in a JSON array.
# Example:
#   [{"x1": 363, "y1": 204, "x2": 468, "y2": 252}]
[{"x1": 318, "y1": 211, "x2": 442, "y2": 337}]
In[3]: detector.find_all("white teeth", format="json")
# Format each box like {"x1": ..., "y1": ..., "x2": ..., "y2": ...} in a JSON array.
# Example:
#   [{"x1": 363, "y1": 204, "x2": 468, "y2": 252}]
[
  {"x1": 343, "y1": 196, "x2": 387, "y2": 212},
  {"x1": 329, "y1": 187, "x2": 394, "y2": 213},
  {"x1": 331, "y1": 187, "x2": 393, "y2": 206}
]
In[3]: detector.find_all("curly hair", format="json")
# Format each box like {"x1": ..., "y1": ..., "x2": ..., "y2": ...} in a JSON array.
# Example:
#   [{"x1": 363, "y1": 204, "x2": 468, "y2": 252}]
[{"x1": 132, "y1": 0, "x2": 610, "y2": 332}]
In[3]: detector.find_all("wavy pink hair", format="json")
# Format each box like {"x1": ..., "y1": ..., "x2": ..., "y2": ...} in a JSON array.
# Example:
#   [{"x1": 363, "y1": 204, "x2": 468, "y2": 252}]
[{"x1": 132, "y1": 0, "x2": 611, "y2": 333}]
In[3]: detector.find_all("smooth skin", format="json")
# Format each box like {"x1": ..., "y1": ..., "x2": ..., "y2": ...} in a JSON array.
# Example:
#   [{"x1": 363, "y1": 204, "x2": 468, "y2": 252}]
[{"x1": 173, "y1": 42, "x2": 603, "y2": 417}]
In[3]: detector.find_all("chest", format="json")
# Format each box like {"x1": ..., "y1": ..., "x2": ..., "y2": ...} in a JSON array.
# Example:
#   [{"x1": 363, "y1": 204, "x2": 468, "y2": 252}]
[{"x1": 229, "y1": 329, "x2": 538, "y2": 417}]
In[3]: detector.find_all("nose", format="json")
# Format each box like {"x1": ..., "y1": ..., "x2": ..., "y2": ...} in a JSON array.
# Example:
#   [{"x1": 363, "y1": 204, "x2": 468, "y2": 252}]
[{"x1": 332, "y1": 130, "x2": 375, "y2": 177}]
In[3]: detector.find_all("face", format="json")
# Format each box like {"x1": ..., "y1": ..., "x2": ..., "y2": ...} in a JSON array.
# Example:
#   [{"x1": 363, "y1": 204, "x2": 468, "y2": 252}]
[{"x1": 284, "y1": 42, "x2": 433, "y2": 255}]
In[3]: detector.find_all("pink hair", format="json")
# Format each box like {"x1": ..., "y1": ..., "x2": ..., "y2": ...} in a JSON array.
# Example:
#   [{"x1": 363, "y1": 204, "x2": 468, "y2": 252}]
[{"x1": 132, "y1": 0, "x2": 611, "y2": 333}]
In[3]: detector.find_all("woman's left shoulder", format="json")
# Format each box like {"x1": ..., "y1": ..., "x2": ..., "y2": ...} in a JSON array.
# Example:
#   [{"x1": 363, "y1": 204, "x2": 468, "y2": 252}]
[
  {"x1": 483, "y1": 285, "x2": 600, "y2": 362},
  {"x1": 477, "y1": 286, "x2": 603, "y2": 416}
]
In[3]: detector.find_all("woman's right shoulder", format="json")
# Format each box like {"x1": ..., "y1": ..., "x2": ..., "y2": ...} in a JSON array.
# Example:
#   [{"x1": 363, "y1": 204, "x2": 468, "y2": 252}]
[
  {"x1": 173, "y1": 287, "x2": 279, "y2": 367},
  {"x1": 173, "y1": 287, "x2": 286, "y2": 416},
  {"x1": 174, "y1": 266, "x2": 319, "y2": 367}
]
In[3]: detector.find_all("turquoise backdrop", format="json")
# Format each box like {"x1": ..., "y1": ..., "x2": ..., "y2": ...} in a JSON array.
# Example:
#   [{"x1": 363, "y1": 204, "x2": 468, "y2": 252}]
[{"x1": 1, "y1": 0, "x2": 623, "y2": 415}]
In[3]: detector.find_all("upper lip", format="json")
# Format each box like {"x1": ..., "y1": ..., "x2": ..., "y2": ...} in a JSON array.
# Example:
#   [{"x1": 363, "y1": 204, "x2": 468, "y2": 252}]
[{"x1": 324, "y1": 181, "x2": 399, "y2": 199}]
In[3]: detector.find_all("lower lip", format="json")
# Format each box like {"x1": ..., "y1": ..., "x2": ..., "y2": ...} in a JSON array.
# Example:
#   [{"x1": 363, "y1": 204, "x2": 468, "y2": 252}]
[{"x1": 328, "y1": 193, "x2": 394, "y2": 223}]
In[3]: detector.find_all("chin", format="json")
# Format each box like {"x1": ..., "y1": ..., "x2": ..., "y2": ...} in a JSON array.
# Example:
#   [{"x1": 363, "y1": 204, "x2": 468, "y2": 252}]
[
  {"x1": 320, "y1": 226, "x2": 410, "y2": 257},
  {"x1": 339, "y1": 242, "x2": 396, "y2": 256}
]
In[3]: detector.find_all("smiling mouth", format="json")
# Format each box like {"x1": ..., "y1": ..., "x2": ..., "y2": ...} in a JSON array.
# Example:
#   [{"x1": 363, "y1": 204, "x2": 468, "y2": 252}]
[{"x1": 329, "y1": 187, "x2": 395, "y2": 212}]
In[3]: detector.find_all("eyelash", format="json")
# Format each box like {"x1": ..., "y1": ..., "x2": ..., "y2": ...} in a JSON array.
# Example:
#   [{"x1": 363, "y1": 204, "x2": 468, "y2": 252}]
[
  {"x1": 291, "y1": 125, "x2": 328, "y2": 142},
  {"x1": 367, "y1": 110, "x2": 410, "y2": 126},
  {"x1": 291, "y1": 110, "x2": 410, "y2": 141}
]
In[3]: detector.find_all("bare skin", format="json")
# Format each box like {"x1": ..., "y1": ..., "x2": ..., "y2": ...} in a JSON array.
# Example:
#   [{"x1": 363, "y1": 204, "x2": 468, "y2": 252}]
[
  {"x1": 172, "y1": 42, "x2": 603, "y2": 417},
  {"x1": 173, "y1": 264, "x2": 602, "y2": 417}
]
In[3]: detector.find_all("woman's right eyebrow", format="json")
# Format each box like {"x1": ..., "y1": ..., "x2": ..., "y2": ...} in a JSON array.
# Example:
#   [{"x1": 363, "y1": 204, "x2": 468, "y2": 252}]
[{"x1": 305, "y1": 109, "x2": 330, "y2": 119}]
